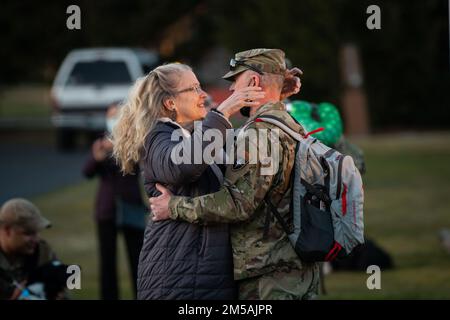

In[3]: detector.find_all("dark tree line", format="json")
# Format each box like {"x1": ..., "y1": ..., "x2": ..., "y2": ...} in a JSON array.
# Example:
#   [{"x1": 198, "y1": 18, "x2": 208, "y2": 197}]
[{"x1": 1, "y1": 0, "x2": 449, "y2": 130}]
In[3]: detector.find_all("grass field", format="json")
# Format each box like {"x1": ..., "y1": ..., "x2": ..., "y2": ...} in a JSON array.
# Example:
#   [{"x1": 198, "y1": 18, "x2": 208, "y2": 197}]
[
  {"x1": 29, "y1": 132, "x2": 450, "y2": 300},
  {"x1": 323, "y1": 133, "x2": 450, "y2": 299},
  {"x1": 0, "y1": 86, "x2": 51, "y2": 118}
]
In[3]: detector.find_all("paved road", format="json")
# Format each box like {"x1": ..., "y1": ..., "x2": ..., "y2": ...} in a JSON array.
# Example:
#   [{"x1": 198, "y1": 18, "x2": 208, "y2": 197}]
[{"x1": 0, "y1": 143, "x2": 89, "y2": 203}]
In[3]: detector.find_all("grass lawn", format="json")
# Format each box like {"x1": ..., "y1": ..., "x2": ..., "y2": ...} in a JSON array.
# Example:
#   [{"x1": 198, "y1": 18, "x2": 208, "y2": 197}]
[
  {"x1": 0, "y1": 86, "x2": 51, "y2": 118},
  {"x1": 30, "y1": 133, "x2": 450, "y2": 299},
  {"x1": 322, "y1": 133, "x2": 450, "y2": 299}
]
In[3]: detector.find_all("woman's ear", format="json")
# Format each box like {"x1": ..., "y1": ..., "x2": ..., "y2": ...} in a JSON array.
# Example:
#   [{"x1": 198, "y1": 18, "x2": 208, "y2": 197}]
[{"x1": 163, "y1": 98, "x2": 176, "y2": 111}]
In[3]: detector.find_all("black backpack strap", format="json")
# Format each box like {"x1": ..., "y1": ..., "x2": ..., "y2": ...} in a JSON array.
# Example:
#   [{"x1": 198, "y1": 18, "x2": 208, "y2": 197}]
[
  {"x1": 255, "y1": 114, "x2": 303, "y2": 239},
  {"x1": 301, "y1": 178, "x2": 332, "y2": 205},
  {"x1": 264, "y1": 199, "x2": 293, "y2": 236}
]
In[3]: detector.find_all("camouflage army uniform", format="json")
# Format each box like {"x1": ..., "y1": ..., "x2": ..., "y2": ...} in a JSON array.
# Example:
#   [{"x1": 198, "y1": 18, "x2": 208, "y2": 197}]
[{"x1": 169, "y1": 101, "x2": 320, "y2": 300}]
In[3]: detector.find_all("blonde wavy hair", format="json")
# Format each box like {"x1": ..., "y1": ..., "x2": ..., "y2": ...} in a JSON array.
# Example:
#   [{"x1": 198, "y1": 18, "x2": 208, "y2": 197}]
[{"x1": 112, "y1": 63, "x2": 192, "y2": 174}]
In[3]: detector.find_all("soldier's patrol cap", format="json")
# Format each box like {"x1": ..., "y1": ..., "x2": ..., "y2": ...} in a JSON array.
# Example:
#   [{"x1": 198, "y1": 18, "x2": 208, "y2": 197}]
[
  {"x1": 223, "y1": 48, "x2": 287, "y2": 81},
  {"x1": 0, "y1": 198, "x2": 51, "y2": 231}
]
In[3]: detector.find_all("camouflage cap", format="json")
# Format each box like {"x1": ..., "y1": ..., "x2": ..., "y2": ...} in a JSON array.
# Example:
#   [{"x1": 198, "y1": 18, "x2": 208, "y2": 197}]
[
  {"x1": 0, "y1": 198, "x2": 51, "y2": 231},
  {"x1": 223, "y1": 48, "x2": 287, "y2": 81}
]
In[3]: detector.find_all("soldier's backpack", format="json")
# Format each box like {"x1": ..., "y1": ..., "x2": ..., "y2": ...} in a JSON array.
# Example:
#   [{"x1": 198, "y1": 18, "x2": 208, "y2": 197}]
[{"x1": 255, "y1": 115, "x2": 365, "y2": 263}]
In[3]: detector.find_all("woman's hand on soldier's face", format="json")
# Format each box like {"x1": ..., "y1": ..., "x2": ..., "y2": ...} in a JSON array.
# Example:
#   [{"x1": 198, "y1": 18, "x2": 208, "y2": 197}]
[
  {"x1": 149, "y1": 183, "x2": 173, "y2": 221},
  {"x1": 216, "y1": 86, "x2": 265, "y2": 118}
]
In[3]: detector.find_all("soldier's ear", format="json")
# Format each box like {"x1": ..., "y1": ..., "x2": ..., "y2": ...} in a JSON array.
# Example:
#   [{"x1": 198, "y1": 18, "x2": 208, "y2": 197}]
[{"x1": 251, "y1": 75, "x2": 260, "y2": 87}]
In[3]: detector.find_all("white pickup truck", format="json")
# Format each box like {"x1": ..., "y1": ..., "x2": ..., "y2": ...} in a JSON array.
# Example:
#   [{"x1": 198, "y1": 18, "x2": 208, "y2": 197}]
[{"x1": 51, "y1": 48, "x2": 159, "y2": 150}]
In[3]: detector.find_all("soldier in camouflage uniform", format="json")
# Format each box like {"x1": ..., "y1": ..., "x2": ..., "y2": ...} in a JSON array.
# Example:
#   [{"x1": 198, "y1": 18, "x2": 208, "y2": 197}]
[
  {"x1": 150, "y1": 49, "x2": 320, "y2": 300},
  {"x1": 0, "y1": 198, "x2": 57, "y2": 299}
]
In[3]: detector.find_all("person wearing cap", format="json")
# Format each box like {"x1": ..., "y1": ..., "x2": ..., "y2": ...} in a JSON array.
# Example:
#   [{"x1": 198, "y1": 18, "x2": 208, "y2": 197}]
[
  {"x1": 0, "y1": 198, "x2": 56, "y2": 299},
  {"x1": 150, "y1": 48, "x2": 320, "y2": 300}
]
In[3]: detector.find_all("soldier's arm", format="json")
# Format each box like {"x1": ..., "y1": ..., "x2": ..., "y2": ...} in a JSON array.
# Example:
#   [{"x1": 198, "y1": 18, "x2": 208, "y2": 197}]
[
  {"x1": 168, "y1": 125, "x2": 283, "y2": 224},
  {"x1": 169, "y1": 165, "x2": 274, "y2": 224}
]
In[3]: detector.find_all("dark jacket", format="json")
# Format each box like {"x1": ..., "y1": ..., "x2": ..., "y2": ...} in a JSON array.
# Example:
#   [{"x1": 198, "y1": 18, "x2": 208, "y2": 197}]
[
  {"x1": 137, "y1": 112, "x2": 236, "y2": 300},
  {"x1": 0, "y1": 240, "x2": 56, "y2": 300},
  {"x1": 82, "y1": 142, "x2": 144, "y2": 222}
]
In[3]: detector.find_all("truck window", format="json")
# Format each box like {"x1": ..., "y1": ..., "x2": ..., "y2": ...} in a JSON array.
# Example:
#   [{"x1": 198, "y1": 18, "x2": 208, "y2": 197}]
[{"x1": 65, "y1": 60, "x2": 132, "y2": 86}]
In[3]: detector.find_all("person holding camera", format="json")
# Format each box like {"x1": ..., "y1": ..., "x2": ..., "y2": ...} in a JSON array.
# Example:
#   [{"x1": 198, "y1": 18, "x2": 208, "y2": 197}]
[{"x1": 0, "y1": 198, "x2": 65, "y2": 300}]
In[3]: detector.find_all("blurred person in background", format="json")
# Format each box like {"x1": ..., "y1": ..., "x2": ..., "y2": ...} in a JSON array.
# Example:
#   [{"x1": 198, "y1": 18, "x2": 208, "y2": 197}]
[
  {"x1": 0, "y1": 198, "x2": 67, "y2": 300},
  {"x1": 82, "y1": 103, "x2": 146, "y2": 300}
]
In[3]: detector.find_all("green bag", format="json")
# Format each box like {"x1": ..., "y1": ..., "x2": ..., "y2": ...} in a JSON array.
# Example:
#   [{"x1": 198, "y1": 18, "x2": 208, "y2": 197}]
[{"x1": 288, "y1": 100, "x2": 343, "y2": 147}]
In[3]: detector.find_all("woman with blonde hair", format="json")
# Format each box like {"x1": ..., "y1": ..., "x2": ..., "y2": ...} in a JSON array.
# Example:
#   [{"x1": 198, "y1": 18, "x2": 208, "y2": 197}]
[{"x1": 112, "y1": 63, "x2": 264, "y2": 299}]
